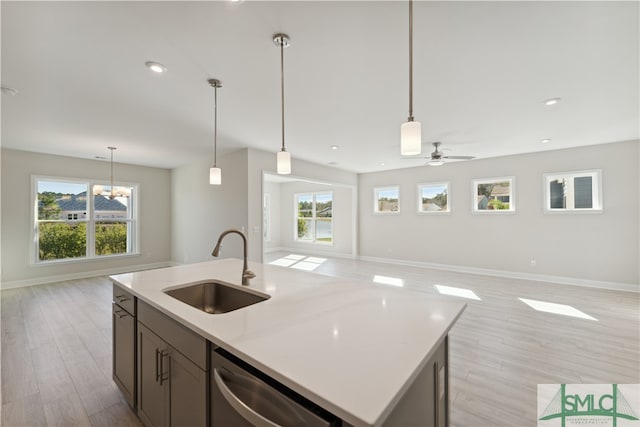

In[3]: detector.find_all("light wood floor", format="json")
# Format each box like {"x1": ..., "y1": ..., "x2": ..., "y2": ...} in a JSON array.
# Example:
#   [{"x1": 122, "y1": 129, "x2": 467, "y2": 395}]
[{"x1": 2, "y1": 254, "x2": 638, "y2": 427}]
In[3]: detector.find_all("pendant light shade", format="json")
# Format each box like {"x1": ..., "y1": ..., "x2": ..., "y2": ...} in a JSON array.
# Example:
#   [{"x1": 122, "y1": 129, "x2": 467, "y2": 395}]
[
  {"x1": 209, "y1": 167, "x2": 222, "y2": 185},
  {"x1": 400, "y1": 0, "x2": 422, "y2": 156},
  {"x1": 401, "y1": 120, "x2": 421, "y2": 155},
  {"x1": 277, "y1": 150, "x2": 291, "y2": 174},
  {"x1": 274, "y1": 33, "x2": 292, "y2": 175},
  {"x1": 208, "y1": 78, "x2": 222, "y2": 185}
]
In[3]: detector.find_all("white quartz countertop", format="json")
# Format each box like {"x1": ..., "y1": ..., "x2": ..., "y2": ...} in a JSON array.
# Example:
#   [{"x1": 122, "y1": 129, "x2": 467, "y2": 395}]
[{"x1": 110, "y1": 258, "x2": 466, "y2": 427}]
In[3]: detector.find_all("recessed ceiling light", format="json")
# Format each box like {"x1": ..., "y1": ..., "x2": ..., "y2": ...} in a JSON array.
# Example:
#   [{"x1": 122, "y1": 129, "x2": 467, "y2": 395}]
[
  {"x1": 1, "y1": 85, "x2": 18, "y2": 96},
  {"x1": 543, "y1": 97, "x2": 561, "y2": 106},
  {"x1": 379, "y1": 162, "x2": 385, "y2": 166},
  {"x1": 145, "y1": 61, "x2": 167, "y2": 74},
  {"x1": 541, "y1": 138, "x2": 551, "y2": 144},
  {"x1": 330, "y1": 145, "x2": 339, "y2": 150}
]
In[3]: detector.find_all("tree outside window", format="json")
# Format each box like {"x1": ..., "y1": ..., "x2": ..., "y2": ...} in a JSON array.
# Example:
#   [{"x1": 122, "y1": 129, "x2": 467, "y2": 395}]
[{"x1": 295, "y1": 192, "x2": 333, "y2": 244}]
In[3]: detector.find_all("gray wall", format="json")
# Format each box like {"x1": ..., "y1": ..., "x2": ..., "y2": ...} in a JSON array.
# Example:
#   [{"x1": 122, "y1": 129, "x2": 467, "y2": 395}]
[
  {"x1": 171, "y1": 149, "x2": 248, "y2": 264},
  {"x1": 1, "y1": 149, "x2": 172, "y2": 288},
  {"x1": 263, "y1": 180, "x2": 282, "y2": 250},
  {"x1": 358, "y1": 141, "x2": 639, "y2": 288}
]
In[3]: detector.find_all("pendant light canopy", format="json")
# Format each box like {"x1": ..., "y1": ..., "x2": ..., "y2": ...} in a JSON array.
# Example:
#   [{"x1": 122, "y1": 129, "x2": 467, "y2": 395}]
[
  {"x1": 208, "y1": 78, "x2": 222, "y2": 185},
  {"x1": 400, "y1": 0, "x2": 422, "y2": 156},
  {"x1": 274, "y1": 33, "x2": 292, "y2": 175}
]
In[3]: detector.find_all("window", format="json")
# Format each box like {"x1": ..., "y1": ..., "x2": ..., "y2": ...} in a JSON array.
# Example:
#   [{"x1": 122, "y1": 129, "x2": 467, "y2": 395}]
[
  {"x1": 543, "y1": 170, "x2": 602, "y2": 213},
  {"x1": 34, "y1": 177, "x2": 138, "y2": 263},
  {"x1": 472, "y1": 176, "x2": 515, "y2": 213},
  {"x1": 417, "y1": 182, "x2": 450, "y2": 213},
  {"x1": 374, "y1": 186, "x2": 400, "y2": 214},
  {"x1": 295, "y1": 192, "x2": 333, "y2": 244}
]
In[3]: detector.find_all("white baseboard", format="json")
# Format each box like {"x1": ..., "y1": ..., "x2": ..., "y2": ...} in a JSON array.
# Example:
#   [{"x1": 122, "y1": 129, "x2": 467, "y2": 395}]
[
  {"x1": 269, "y1": 246, "x2": 356, "y2": 260},
  {"x1": 357, "y1": 255, "x2": 639, "y2": 293},
  {"x1": 0, "y1": 261, "x2": 175, "y2": 290}
]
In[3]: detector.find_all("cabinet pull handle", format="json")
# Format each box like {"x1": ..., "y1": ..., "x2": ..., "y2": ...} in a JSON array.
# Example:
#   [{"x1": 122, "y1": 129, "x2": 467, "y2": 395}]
[
  {"x1": 155, "y1": 349, "x2": 161, "y2": 383},
  {"x1": 159, "y1": 350, "x2": 169, "y2": 385},
  {"x1": 213, "y1": 368, "x2": 281, "y2": 427},
  {"x1": 114, "y1": 309, "x2": 128, "y2": 319},
  {"x1": 115, "y1": 294, "x2": 130, "y2": 303}
]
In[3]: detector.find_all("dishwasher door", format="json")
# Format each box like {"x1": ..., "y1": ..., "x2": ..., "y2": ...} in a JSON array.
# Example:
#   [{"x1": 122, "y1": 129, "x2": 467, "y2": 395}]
[{"x1": 211, "y1": 350, "x2": 338, "y2": 427}]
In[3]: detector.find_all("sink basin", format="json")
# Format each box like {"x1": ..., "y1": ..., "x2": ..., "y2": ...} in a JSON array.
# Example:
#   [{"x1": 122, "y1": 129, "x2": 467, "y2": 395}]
[{"x1": 165, "y1": 280, "x2": 269, "y2": 314}]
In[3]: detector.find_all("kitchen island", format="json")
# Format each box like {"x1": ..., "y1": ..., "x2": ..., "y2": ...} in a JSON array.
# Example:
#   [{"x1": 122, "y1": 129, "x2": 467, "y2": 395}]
[{"x1": 110, "y1": 258, "x2": 466, "y2": 427}]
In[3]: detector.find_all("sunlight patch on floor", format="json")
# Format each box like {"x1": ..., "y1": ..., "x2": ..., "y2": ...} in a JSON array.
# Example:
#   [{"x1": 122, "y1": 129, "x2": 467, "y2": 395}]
[
  {"x1": 373, "y1": 275, "x2": 404, "y2": 287},
  {"x1": 269, "y1": 254, "x2": 327, "y2": 271},
  {"x1": 518, "y1": 298, "x2": 598, "y2": 321},
  {"x1": 434, "y1": 284, "x2": 481, "y2": 300}
]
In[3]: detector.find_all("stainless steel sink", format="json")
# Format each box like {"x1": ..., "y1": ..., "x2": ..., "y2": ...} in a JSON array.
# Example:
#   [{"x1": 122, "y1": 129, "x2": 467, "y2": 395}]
[{"x1": 165, "y1": 280, "x2": 269, "y2": 314}]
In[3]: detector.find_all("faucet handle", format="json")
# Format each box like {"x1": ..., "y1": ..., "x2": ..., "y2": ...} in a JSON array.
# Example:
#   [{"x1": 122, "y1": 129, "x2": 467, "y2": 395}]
[{"x1": 244, "y1": 270, "x2": 256, "y2": 279}]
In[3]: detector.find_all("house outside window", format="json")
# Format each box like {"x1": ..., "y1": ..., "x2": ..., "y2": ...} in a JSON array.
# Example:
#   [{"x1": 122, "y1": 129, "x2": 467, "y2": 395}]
[
  {"x1": 472, "y1": 176, "x2": 516, "y2": 213},
  {"x1": 295, "y1": 192, "x2": 333, "y2": 244},
  {"x1": 34, "y1": 177, "x2": 138, "y2": 263}
]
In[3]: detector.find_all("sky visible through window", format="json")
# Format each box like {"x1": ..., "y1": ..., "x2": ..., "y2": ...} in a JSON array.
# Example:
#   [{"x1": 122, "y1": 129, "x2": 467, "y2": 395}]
[
  {"x1": 421, "y1": 186, "x2": 446, "y2": 199},
  {"x1": 38, "y1": 181, "x2": 86, "y2": 195},
  {"x1": 377, "y1": 189, "x2": 398, "y2": 199}
]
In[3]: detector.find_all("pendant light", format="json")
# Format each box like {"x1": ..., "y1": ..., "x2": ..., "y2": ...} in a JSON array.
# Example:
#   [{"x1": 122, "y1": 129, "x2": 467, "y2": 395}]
[
  {"x1": 208, "y1": 78, "x2": 222, "y2": 185},
  {"x1": 93, "y1": 147, "x2": 131, "y2": 199},
  {"x1": 400, "y1": 0, "x2": 421, "y2": 156},
  {"x1": 273, "y1": 33, "x2": 291, "y2": 175}
]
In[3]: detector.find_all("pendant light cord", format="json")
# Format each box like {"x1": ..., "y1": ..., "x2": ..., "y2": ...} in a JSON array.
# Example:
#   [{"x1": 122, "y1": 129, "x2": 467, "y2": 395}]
[
  {"x1": 280, "y1": 39, "x2": 286, "y2": 152},
  {"x1": 108, "y1": 146, "x2": 115, "y2": 200},
  {"x1": 214, "y1": 84, "x2": 218, "y2": 167},
  {"x1": 408, "y1": 0, "x2": 414, "y2": 122}
]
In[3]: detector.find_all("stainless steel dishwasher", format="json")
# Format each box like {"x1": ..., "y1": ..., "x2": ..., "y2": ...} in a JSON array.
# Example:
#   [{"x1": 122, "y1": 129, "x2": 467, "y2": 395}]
[{"x1": 211, "y1": 348, "x2": 340, "y2": 427}]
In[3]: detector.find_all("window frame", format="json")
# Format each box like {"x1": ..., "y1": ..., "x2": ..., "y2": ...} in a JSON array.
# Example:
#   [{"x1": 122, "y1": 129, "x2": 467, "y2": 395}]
[
  {"x1": 31, "y1": 175, "x2": 140, "y2": 265},
  {"x1": 373, "y1": 186, "x2": 401, "y2": 214},
  {"x1": 471, "y1": 176, "x2": 516, "y2": 214},
  {"x1": 293, "y1": 191, "x2": 334, "y2": 245},
  {"x1": 542, "y1": 169, "x2": 603, "y2": 214},
  {"x1": 417, "y1": 182, "x2": 450, "y2": 214}
]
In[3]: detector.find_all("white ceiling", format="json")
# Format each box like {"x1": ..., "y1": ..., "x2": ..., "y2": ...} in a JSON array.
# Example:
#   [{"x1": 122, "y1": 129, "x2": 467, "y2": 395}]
[{"x1": 2, "y1": 1, "x2": 638, "y2": 173}]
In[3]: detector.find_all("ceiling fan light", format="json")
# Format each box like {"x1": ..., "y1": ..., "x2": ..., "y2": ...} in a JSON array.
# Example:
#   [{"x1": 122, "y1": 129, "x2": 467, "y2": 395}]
[
  {"x1": 429, "y1": 160, "x2": 444, "y2": 166},
  {"x1": 209, "y1": 167, "x2": 222, "y2": 185},
  {"x1": 277, "y1": 150, "x2": 291, "y2": 175},
  {"x1": 401, "y1": 120, "x2": 422, "y2": 155}
]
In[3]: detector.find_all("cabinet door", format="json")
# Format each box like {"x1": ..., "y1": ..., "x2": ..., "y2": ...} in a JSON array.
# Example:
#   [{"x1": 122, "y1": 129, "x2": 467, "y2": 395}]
[
  {"x1": 138, "y1": 323, "x2": 170, "y2": 427},
  {"x1": 169, "y1": 348, "x2": 207, "y2": 427},
  {"x1": 113, "y1": 303, "x2": 135, "y2": 408}
]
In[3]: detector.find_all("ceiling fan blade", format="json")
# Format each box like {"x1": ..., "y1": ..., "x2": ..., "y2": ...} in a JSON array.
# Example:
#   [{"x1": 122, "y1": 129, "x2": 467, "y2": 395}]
[
  {"x1": 401, "y1": 157, "x2": 430, "y2": 160},
  {"x1": 443, "y1": 155, "x2": 475, "y2": 160}
]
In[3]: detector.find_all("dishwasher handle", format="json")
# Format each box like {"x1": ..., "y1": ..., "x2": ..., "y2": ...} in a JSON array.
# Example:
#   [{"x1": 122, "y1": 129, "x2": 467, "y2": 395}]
[{"x1": 213, "y1": 368, "x2": 282, "y2": 427}]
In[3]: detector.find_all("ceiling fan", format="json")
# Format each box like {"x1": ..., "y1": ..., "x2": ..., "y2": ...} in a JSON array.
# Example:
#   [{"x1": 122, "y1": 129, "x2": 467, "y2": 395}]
[{"x1": 404, "y1": 142, "x2": 475, "y2": 166}]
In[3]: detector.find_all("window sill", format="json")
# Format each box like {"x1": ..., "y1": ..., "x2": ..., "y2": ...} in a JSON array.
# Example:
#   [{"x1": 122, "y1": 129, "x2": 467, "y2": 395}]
[
  {"x1": 543, "y1": 209, "x2": 603, "y2": 215},
  {"x1": 32, "y1": 252, "x2": 141, "y2": 267}
]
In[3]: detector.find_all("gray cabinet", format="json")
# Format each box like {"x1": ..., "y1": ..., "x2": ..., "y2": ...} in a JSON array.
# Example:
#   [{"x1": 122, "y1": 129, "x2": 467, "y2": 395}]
[
  {"x1": 113, "y1": 285, "x2": 136, "y2": 409},
  {"x1": 137, "y1": 300, "x2": 208, "y2": 427},
  {"x1": 382, "y1": 336, "x2": 448, "y2": 427}
]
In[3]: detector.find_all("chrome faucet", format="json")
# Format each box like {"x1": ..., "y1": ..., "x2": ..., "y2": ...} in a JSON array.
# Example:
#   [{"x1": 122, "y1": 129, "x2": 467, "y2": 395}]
[{"x1": 212, "y1": 229, "x2": 256, "y2": 286}]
